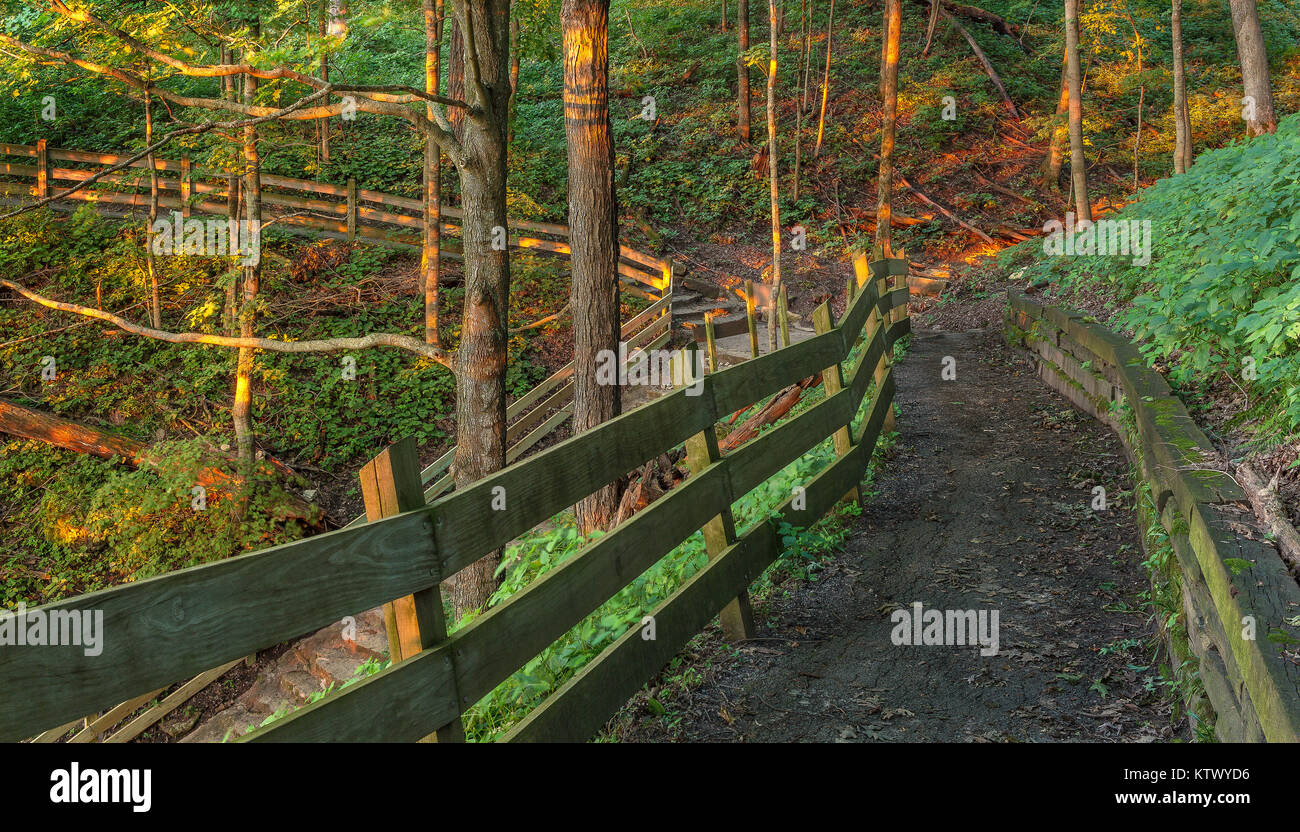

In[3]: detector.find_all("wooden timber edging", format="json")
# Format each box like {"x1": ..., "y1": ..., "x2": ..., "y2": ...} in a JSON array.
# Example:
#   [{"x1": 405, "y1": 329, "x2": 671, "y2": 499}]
[
  {"x1": 1005, "y1": 291, "x2": 1300, "y2": 743},
  {"x1": 0, "y1": 255, "x2": 910, "y2": 743}
]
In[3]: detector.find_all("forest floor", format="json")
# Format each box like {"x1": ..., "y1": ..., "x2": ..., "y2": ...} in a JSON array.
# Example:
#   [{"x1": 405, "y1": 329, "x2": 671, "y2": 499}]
[{"x1": 615, "y1": 326, "x2": 1187, "y2": 742}]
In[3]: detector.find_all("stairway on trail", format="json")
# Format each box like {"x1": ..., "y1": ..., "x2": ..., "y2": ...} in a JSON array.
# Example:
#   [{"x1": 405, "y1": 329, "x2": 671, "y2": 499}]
[{"x1": 624, "y1": 327, "x2": 1179, "y2": 743}]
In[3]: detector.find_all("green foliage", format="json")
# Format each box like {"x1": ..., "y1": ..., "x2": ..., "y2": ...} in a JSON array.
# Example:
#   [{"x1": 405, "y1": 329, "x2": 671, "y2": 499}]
[{"x1": 1005, "y1": 114, "x2": 1300, "y2": 441}]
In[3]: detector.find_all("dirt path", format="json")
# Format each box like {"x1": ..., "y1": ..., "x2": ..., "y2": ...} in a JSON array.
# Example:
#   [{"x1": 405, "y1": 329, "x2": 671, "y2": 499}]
[{"x1": 622, "y1": 328, "x2": 1182, "y2": 743}]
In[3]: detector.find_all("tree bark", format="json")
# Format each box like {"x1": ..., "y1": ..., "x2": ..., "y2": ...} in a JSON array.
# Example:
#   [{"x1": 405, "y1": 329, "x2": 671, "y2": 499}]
[
  {"x1": 1172, "y1": 0, "x2": 1188, "y2": 172},
  {"x1": 1228, "y1": 0, "x2": 1276, "y2": 136},
  {"x1": 922, "y1": 0, "x2": 940, "y2": 56},
  {"x1": 1064, "y1": 0, "x2": 1092, "y2": 222},
  {"x1": 737, "y1": 0, "x2": 751, "y2": 143},
  {"x1": 318, "y1": 0, "x2": 330, "y2": 165},
  {"x1": 449, "y1": 0, "x2": 514, "y2": 621},
  {"x1": 766, "y1": 0, "x2": 782, "y2": 352},
  {"x1": 423, "y1": 0, "x2": 442, "y2": 346},
  {"x1": 792, "y1": 0, "x2": 807, "y2": 201},
  {"x1": 876, "y1": 0, "x2": 901, "y2": 252},
  {"x1": 813, "y1": 0, "x2": 835, "y2": 157},
  {"x1": 564, "y1": 0, "x2": 622, "y2": 533}
]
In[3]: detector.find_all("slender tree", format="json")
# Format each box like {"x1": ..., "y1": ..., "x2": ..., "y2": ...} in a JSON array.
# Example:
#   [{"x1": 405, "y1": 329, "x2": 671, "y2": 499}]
[
  {"x1": 766, "y1": 0, "x2": 782, "y2": 351},
  {"x1": 143, "y1": 69, "x2": 161, "y2": 329},
  {"x1": 563, "y1": 0, "x2": 622, "y2": 532},
  {"x1": 423, "y1": 0, "x2": 442, "y2": 346},
  {"x1": 1043, "y1": 53, "x2": 1068, "y2": 187},
  {"x1": 813, "y1": 0, "x2": 834, "y2": 157},
  {"x1": 1227, "y1": 0, "x2": 1276, "y2": 136},
  {"x1": 233, "y1": 20, "x2": 262, "y2": 470},
  {"x1": 876, "y1": 0, "x2": 900, "y2": 252},
  {"x1": 737, "y1": 0, "x2": 751, "y2": 142},
  {"x1": 1064, "y1": 0, "x2": 1092, "y2": 221}
]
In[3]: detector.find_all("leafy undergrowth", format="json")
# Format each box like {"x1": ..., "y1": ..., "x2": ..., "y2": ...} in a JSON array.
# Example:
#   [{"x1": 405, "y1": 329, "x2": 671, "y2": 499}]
[{"x1": 0, "y1": 205, "x2": 563, "y2": 604}]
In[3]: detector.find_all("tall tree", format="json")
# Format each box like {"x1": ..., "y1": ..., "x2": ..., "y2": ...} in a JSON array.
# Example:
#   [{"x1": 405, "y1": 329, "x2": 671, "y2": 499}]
[
  {"x1": 766, "y1": 0, "x2": 781, "y2": 351},
  {"x1": 1171, "y1": 0, "x2": 1193, "y2": 172},
  {"x1": 423, "y1": 0, "x2": 443, "y2": 346},
  {"x1": 875, "y1": 0, "x2": 900, "y2": 253},
  {"x1": 233, "y1": 19, "x2": 262, "y2": 470},
  {"x1": 737, "y1": 0, "x2": 751, "y2": 142},
  {"x1": 1227, "y1": 0, "x2": 1276, "y2": 136},
  {"x1": 563, "y1": 0, "x2": 622, "y2": 533},
  {"x1": 143, "y1": 68, "x2": 161, "y2": 329},
  {"x1": 1064, "y1": 0, "x2": 1092, "y2": 221}
]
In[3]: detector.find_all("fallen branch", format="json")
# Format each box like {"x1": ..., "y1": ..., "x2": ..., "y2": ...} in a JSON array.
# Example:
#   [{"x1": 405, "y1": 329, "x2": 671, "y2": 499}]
[
  {"x1": 942, "y1": 11, "x2": 1020, "y2": 119},
  {"x1": 1, "y1": 278, "x2": 453, "y2": 369},
  {"x1": 0, "y1": 398, "x2": 315, "y2": 523},
  {"x1": 1237, "y1": 461, "x2": 1300, "y2": 575},
  {"x1": 720, "y1": 373, "x2": 822, "y2": 451},
  {"x1": 893, "y1": 171, "x2": 998, "y2": 246}
]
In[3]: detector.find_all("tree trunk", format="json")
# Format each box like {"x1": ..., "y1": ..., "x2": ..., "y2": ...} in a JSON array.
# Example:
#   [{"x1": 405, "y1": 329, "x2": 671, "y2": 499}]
[
  {"x1": 792, "y1": 0, "x2": 806, "y2": 201},
  {"x1": 766, "y1": 0, "x2": 781, "y2": 352},
  {"x1": 1228, "y1": 0, "x2": 1276, "y2": 136},
  {"x1": 564, "y1": 0, "x2": 623, "y2": 534},
  {"x1": 813, "y1": 0, "x2": 835, "y2": 157},
  {"x1": 876, "y1": 0, "x2": 901, "y2": 253},
  {"x1": 1064, "y1": 0, "x2": 1091, "y2": 221},
  {"x1": 448, "y1": 18, "x2": 466, "y2": 142},
  {"x1": 449, "y1": 0, "x2": 514, "y2": 621},
  {"x1": 233, "y1": 36, "x2": 262, "y2": 472},
  {"x1": 509, "y1": 15, "x2": 519, "y2": 144},
  {"x1": 737, "y1": 0, "x2": 751, "y2": 142},
  {"x1": 144, "y1": 77, "x2": 161, "y2": 329},
  {"x1": 318, "y1": 0, "x2": 330, "y2": 164},
  {"x1": 423, "y1": 0, "x2": 442, "y2": 346},
  {"x1": 922, "y1": 0, "x2": 940, "y2": 56},
  {"x1": 1044, "y1": 52, "x2": 1068, "y2": 186},
  {"x1": 1172, "y1": 0, "x2": 1188, "y2": 172}
]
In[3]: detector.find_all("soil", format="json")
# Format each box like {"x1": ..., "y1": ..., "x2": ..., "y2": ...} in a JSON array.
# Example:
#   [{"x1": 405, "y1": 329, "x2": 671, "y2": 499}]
[{"x1": 616, "y1": 327, "x2": 1185, "y2": 742}]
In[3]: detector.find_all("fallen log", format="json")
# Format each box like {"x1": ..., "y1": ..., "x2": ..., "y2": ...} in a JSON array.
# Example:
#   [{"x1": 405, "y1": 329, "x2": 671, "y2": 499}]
[
  {"x1": 943, "y1": 11, "x2": 1020, "y2": 119},
  {"x1": 720, "y1": 373, "x2": 822, "y2": 452},
  {"x1": 0, "y1": 398, "x2": 316, "y2": 523}
]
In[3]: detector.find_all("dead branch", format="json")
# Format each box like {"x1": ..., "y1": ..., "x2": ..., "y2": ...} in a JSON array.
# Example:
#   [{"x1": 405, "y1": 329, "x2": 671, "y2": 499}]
[
  {"x1": 1, "y1": 278, "x2": 453, "y2": 369},
  {"x1": 942, "y1": 11, "x2": 1021, "y2": 119}
]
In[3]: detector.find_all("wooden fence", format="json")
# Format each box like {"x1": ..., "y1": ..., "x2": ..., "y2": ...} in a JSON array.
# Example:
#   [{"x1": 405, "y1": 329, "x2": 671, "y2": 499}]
[{"x1": 0, "y1": 253, "x2": 909, "y2": 743}]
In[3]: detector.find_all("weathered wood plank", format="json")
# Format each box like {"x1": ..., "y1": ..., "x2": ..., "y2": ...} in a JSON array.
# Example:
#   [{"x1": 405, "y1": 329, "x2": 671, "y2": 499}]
[{"x1": 0, "y1": 508, "x2": 438, "y2": 741}]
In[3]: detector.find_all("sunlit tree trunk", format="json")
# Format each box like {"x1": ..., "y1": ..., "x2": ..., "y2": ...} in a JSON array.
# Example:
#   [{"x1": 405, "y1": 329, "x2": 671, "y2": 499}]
[
  {"x1": 233, "y1": 26, "x2": 262, "y2": 470},
  {"x1": 449, "y1": 0, "x2": 514, "y2": 621},
  {"x1": 1064, "y1": 0, "x2": 1091, "y2": 221},
  {"x1": 564, "y1": 0, "x2": 622, "y2": 533},
  {"x1": 737, "y1": 0, "x2": 751, "y2": 142},
  {"x1": 1228, "y1": 0, "x2": 1276, "y2": 136},
  {"x1": 875, "y1": 0, "x2": 900, "y2": 253},
  {"x1": 813, "y1": 0, "x2": 834, "y2": 157},
  {"x1": 1043, "y1": 53, "x2": 1068, "y2": 187},
  {"x1": 509, "y1": 13, "x2": 519, "y2": 144},
  {"x1": 766, "y1": 0, "x2": 781, "y2": 352},
  {"x1": 423, "y1": 0, "x2": 442, "y2": 346}
]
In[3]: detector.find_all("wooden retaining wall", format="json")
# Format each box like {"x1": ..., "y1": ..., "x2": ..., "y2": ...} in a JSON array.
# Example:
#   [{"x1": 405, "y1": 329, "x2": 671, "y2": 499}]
[{"x1": 1005, "y1": 292, "x2": 1300, "y2": 743}]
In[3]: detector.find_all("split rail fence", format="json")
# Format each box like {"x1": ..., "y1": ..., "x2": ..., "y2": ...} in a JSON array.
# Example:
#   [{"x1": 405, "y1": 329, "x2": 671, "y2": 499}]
[{"x1": 0, "y1": 254, "x2": 909, "y2": 743}]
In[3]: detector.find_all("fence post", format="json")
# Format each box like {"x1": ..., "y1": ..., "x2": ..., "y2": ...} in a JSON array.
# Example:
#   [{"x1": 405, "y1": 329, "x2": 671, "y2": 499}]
[
  {"x1": 180, "y1": 153, "x2": 191, "y2": 219},
  {"x1": 744, "y1": 278, "x2": 758, "y2": 358},
  {"x1": 704, "y1": 311, "x2": 717, "y2": 373},
  {"x1": 36, "y1": 139, "x2": 49, "y2": 199},
  {"x1": 346, "y1": 176, "x2": 358, "y2": 241},
  {"x1": 358, "y1": 436, "x2": 464, "y2": 742},
  {"x1": 864, "y1": 247, "x2": 897, "y2": 435},
  {"x1": 812, "y1": 301, "x2": 861, "y2": 507},
  {"x1": 682, "y1": 354, "x2": 755, "y2": 642},
  {"x1": 666, "y1": 258, "x2": 678, "y2": 334}
]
